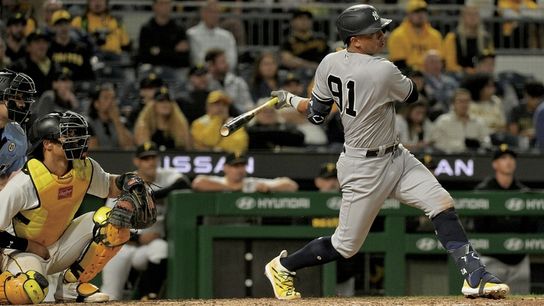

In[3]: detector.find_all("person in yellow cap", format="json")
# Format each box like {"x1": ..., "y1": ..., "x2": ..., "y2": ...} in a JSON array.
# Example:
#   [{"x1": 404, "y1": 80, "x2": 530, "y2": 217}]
[
  {"x1": 49, "y1": 10, "x2": 95, "y2": 81},
  {"x1": 190, "y1": 90, "x2": 248, "y2": 154},
  {"x1": 387, "y1": 0, "x2": 443, "y2": 71}
]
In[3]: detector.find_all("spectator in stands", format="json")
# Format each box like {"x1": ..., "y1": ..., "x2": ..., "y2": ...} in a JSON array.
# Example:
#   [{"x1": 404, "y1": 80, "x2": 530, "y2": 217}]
[
  {"x1": 533, "y1": 86, "x2": 544, "y2": 150},
  {"x1": 498, "y1": 0, "x2": 539, "y2": 48},
  {"x1": 126, "y1": 73, "x2": 165, "y2": 129},
  {"x1": 71, "y1": 0, "x2": 131, "y2": 56},
  {"x1": 462, "y1": 73, "x2": 509, "y2": 144},
  {"x1": 4, "y1": 13, "x2": 28, "y2": 63},
  {"x1": 422, "y1": 50, "x2": 459, "y2": 116},
  {"x1": 280, "y1": 9, "x2": 328, "y2": 73},
  {"x1": 246, "y1": 98, "x2": 304, "y2": 150},
  {"x1": 205, "y1": 48, "x2": 253, "y2": 113},
  {"x1": 187, "y1": 0, "x2": 237, "y2": 70},
  {"x1": 474, "y1": 145, "x2": 532, "y2": 294},
  {"x1": 0, "y1": 38, "x2": 10, "y2": 69},
  {"x1": 48, "y1": 10, "x2": 95, "y2": 82},
  {"x1": 430, "y1": 88, "x2": 491, "y2": 153},
  {"x1": 396, "y1": 101, "x2": 433, "y2": 153},
  {"x1": 32, "y1": 68, "x2": 79, "y2": 120},
  {"x1": 192, "y1": 152, "x2": 298, "y2": 192},
  {"x1": 176, "y1": 65, "x2": 210, "y2": 124},
  {"x1": 443, "y1": 5, "x2": 494, "y2": 74},
  {"x1": 87, "y1": 82, "x2": 134, "y2": 149},
  {"x1": 138, "y1": 0, "x2": 190, "y2": 69},
  {"x1": 250, "y1": 51, "x2": 280, "y2": 102},
  {"x1": 11, "y1": 30, "x2": 58, "y2": 95},
  {"x1": 508, "y1": 80, "x2": 544, "y2": 149},
  {"x1": 278, "y1": 74, "x2": 329, "y2": 148},
  {"x1": 473, "y1": 51, "x2": 520, "y2": 116},
  {"x1": 102, "y1": 141, "x2": 191, "y2": 301},
  {"x1": 134, "y1": 86, "x2": 192, "y2": 150},
  {"x1": 190, "y1": 90, "x2": 248, "y2": 154},
  {"x1": 42, "y1": 0, "x2": 64, "y2": 30},
  {"x1": 387, "y1": 0, "x2": 442, "y2": 71}
]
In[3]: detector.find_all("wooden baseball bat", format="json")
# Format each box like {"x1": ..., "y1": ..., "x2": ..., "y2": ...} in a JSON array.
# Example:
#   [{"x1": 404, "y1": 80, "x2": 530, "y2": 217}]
[{"x1": 220, "y1": 97, "x2": 279, "y2": 137}]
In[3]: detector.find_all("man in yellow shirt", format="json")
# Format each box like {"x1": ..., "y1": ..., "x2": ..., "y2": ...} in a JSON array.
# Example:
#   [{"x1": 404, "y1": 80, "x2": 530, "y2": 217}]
[
  {"x1": 190, "y1": 90, "x2": 248, "y2": 154},
  {"x1": 71, "y1": 0, "x2": 131, "y2": 55},
  {"x1": 387, "y1": 0, "x2": 443, "y2": 71}
]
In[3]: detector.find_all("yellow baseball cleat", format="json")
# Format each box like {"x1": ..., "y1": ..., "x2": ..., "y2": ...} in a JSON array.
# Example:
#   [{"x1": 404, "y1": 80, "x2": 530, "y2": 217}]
[
  {"x1": 55, "y1": 282, "x2": 109, "y2": 303},
  {"x1": 462, "y1": 279, "x2": 510, "y2": 299},
  {"x1": 264, "y1": 250, "x2": 301, "y2": 300}
]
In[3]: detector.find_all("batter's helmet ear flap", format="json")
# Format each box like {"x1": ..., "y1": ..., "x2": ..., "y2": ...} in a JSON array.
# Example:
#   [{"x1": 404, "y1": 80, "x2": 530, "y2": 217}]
[
  {"x1": 27, "y1": 112, "x2": 63, "y2": 159},
  {"x1": 336, "y1": 4, "x2": 392, "y2": 42}
]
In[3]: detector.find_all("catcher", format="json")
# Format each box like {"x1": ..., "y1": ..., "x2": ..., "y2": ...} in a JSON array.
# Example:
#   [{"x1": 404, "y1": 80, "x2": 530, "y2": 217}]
[{"x1": 0, "y1": 111, "x2": 156, "y2": 304}]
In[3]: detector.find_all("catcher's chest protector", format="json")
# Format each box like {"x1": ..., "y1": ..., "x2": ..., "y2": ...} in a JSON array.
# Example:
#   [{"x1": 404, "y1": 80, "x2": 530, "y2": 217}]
[{"x1": 14, "y1": 159, "x2": 92, "y2": 247}]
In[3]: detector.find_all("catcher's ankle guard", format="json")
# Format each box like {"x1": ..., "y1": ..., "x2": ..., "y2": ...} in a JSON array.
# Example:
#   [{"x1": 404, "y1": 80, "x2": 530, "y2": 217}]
[
  {"x1": 0, "y1": 270, "x2": 48, "y2": 304},
  {"x1": 64, "y1": 207, "x2": 130, "y2": 283}
]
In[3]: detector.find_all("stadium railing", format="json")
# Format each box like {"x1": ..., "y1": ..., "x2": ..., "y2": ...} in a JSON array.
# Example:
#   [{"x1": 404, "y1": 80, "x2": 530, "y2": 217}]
[{"x1": 167, "y1": 191, "x2": 544, "y2": 298}]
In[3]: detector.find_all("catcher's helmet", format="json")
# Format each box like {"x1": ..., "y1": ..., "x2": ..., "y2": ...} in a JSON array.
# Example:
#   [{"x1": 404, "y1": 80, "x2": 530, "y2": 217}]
[
  {"x1": 27, "y1": 111, "x2": 90, "y2": 160},
  {"x1": 0, "y1": 69, "x2": 36, "y2": 124},
  {"x1": 336, "y1": 4, "x2": 392, "y2": 43}
]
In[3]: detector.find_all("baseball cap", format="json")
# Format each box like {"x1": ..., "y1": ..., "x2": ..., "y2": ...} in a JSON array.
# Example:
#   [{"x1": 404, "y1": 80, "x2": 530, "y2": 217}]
[
  {"x1": 406, "y1": 0, "x2": 428, "y2": 13},
  {"x1": 140, "y1": 73, "x2": 164, "y2": 89},
  {"x1": 189, "y1": 65, "x2": 207, "y2": 77},
  {"x1": 135, "y1": 141, "x2": 159, "y2": 158},
  {"x1": 7, "y1": 13, "x2": 27, "y2": 26},
  {"x1": 493, "y1": 144, "x2": 517, "y2": 160},
  {"x1": 53, "y1": 67, "x2": 72, "y2": 81},
  {"x1": 225, "y1": 152, "x2": 247, "y2": 166},
  {"x1": 282, "y1": 73, "x2": 301, "y2": 86},
  {"x1": 26, "y1": 30, "x2": 49, "y2": 43},
  {"x1": 292, "y1": 9, "x2": 313, "y2": 19},
  {"x1": 154, "y1": 86, "x2": 171, "y2": 101},
  {"x1": 51, "y1": 10, "x2": 71, "y2": 25},
  {"x1": 207, "y1": 90, "x2": 231, "y2": 104},
  {"x1": 318, "y1": 162, "x2": 337, "y2": 179}
]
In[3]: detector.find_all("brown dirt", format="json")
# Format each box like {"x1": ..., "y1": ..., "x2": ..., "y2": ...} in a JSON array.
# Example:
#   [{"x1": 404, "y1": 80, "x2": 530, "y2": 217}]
[{"x1": 54, "y1": 296, "x2": 544, "y2": 306}]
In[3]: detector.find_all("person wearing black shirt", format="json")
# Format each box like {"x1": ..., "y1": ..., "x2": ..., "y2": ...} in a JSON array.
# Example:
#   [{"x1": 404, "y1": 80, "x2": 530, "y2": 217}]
[
  {"x1": 474, "y1": 145, "x2": 533, "y2": 294},
  {"x1": 48, "y1": 10, "x2": 95, "y2": 82},
  {"x1": 280, "y1": 10, "x2": 329, "y2": 71},
  {"x1": 138, "y1": 0, "x2": 190, "y2": 68}
]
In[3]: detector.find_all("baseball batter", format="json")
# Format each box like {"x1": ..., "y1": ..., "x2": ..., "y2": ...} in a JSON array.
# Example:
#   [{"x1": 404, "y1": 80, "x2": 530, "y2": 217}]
[
  {"x1": 265, "y1": 4, "x2": 509, "y2": 300},
  {"x1": 0, "y1": 69, "x2": 36, "y2": 189}
]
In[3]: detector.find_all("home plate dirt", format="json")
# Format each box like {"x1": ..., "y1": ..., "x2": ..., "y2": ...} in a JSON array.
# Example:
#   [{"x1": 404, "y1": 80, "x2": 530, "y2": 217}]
[{"x1": 54, "y1": 296, "x2": 544, "y2": 305}]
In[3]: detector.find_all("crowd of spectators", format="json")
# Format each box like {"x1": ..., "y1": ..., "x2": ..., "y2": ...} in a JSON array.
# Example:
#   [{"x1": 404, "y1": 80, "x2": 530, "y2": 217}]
[{"x1": 1, "y1": 0, "x2": 544, "y2": 157}]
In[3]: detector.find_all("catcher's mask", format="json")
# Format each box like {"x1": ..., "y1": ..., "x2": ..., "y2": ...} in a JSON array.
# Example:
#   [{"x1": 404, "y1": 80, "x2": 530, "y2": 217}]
[
  {"x1": 28, "y1": 111, "x2": 90, "y2": 160},
  {"x1": 0, "y1": 70, "x2": 37, "y2": 124}
]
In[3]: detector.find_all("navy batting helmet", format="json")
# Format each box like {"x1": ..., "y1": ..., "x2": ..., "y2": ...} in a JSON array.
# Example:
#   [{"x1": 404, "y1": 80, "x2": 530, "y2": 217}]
[
  {"x1": 336, "y1": 4, "x2": 392, "y2": 43},
  {"x1": 27, "y1": 111, "x2": 89, "y2": 160}
]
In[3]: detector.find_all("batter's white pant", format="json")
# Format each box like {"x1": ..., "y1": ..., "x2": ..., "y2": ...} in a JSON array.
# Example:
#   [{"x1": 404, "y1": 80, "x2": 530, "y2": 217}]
[
  {"x1": 1, "y1": 212, "x2": 95, "y2": 300},
  {"x1": 481, "y1": 255, "x2": 531, "y2": 294},
  {"x1": 101, "y1": 238, "x2": 168, "y2": 300},
  {"x1": 332, "y1": 144, "x2": 454, "y2": 258}
]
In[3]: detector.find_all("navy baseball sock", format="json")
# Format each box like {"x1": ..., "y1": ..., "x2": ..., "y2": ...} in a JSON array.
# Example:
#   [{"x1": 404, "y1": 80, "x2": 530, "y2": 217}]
[
  {"x1": 280, "y1": 236, "x2": 342, "y2": 271},
  {"x1": 431, "y1": 207, "x2": 488, "y2": 287}
]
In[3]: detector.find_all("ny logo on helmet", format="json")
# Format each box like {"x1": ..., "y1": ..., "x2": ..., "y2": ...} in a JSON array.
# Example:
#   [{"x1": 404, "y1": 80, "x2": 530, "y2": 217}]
[{"x1": 372, "y1": 11, "x2": 379, "y2": 21}]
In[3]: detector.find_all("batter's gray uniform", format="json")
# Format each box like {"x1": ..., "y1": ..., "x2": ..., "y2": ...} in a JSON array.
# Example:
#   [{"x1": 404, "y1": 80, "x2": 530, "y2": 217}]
[{"x1": 312, "y1": 50, "x2": 453, "y2": 257}]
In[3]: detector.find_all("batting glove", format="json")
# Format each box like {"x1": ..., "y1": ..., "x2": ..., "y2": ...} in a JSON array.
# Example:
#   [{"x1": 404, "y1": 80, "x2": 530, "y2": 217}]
[{"x1": 271, "y1": 90, "x2": 294, "y2": 109}]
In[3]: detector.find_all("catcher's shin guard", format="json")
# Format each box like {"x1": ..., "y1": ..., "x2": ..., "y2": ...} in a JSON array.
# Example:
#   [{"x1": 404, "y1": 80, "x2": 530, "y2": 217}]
[
  {"x1": 0, "y1": 270, "x2": 49, "y2": 304},
  {"x1": 64, "y1": 207, "x2": 130, "y2": 283}
]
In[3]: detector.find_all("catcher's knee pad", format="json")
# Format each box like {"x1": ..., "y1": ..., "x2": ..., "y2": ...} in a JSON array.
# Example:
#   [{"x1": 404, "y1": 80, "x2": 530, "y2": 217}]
[
  {"x1": 0, "y1": 270, "x2": 48, "y2": 304},
  {"x1": 64, "y1": 207, "x2": 130, "y2": 283}
]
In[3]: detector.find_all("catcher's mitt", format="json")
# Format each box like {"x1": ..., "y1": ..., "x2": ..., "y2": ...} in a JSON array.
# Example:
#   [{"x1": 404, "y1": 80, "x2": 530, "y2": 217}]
[{"x1": 110, "y1": 173, "x2": 157, "y2": 229}]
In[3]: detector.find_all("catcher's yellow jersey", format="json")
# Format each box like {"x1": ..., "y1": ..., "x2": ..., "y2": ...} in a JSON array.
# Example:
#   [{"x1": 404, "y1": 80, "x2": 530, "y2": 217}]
[{"x1": 12, "y1": 159, "x2": 93, "y2": 247}]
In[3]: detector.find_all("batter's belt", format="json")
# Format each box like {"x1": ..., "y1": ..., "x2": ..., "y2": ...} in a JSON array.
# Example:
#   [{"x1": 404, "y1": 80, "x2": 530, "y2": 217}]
[{"x1": 343, "y1": 143, "x2": 398, "y2": 157}]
